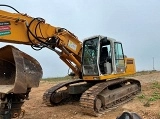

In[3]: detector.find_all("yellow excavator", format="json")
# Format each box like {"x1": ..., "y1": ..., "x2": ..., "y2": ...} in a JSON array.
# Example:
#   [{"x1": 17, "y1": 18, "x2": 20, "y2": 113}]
[{"x1": 0, "y1": 5, "x2": 141, "y2": 119}]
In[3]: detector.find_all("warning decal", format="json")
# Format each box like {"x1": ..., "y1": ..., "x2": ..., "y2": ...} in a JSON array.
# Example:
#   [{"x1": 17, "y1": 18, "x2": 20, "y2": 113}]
[
  {"x1": 0, "y1": 21, "x2": 10, "y2": 26},
  {"x1": 68, "y1": 40, "x2": 77, "y2": 51},
  {"x1": 0, "y1": 31, "x2": 11, "y2": 36},
  {"x1": 0, "y1": 26, "x2": 11, "y2": 31},
  {"x1": 0, "y1": 21, "x2": 11, "y2": 36}
]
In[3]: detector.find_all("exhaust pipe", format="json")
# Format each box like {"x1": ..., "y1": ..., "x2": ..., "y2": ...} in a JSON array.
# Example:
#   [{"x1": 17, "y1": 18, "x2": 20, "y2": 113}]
[{"x1": 0, "y1": 45, "x2": 42, "y2": 118}]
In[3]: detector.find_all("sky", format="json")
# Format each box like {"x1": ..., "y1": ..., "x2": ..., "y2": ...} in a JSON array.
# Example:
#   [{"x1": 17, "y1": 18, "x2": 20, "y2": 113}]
[{"x1": 0, "y1": 0, "x2": 160, "y2": 78}]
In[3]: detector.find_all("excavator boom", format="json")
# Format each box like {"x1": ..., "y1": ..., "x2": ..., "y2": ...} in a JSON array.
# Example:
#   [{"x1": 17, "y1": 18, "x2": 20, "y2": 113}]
[{"x1": 0, "y1": 8, "x2": 82, "y2": 77}]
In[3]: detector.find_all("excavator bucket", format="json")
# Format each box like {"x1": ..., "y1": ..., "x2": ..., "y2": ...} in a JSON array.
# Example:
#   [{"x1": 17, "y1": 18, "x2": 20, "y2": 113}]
[{"x1": 0, "y1": 45, "x2": 42, "y2": 94}]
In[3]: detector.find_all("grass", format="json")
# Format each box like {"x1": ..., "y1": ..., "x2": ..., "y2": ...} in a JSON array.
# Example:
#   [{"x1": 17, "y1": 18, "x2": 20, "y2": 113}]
[
  {"x1": 42, "y1": 76, "x2": 73, "y2": 82},
  {"x1": 124, "y1": 70, "x2": 159, "y2": 78},
  {"x1": 151, "y1": 82, "x2": 160, "y2": 89},
  {"x1": 134, "y1": 70, "x2": 158, "y2": 76},
  {"x1": 137, "y1": 94, "x2": 145, "y2": 99},
  {"x1": 137, "y1": 81, "x2": 160, "y2": 107},
  {"x1": 149, "y1": 91, "x2": 160, "y2": 101}
]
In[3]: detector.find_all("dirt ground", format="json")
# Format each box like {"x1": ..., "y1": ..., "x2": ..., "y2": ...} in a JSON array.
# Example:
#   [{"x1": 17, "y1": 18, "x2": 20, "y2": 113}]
[{"x1": 22, "y1": 72, "x2": 160, "y2": 119}]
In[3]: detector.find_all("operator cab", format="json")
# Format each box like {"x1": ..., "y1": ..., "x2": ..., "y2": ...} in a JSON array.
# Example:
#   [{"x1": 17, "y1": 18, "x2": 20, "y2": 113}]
[{"x1": 82, "y1": 35, "x2": 125, "y2": 76}]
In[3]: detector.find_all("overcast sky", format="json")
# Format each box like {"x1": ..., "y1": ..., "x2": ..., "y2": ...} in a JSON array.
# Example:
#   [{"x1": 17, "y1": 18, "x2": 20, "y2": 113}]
[{"x1": 0, "y1": 0, "x2": 160, "y2": 78}]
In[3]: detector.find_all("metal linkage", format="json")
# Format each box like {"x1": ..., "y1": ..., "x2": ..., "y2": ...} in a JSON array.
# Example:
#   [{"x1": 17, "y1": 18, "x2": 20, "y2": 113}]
[{"x1": 0, "y1": 93, "x2": 26, "y2": 119}]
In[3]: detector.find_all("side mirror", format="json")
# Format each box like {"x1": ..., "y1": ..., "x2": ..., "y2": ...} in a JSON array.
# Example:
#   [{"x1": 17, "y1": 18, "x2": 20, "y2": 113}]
[{"x1": 117, "y1": 112, "x2": 142, "y2": 119}]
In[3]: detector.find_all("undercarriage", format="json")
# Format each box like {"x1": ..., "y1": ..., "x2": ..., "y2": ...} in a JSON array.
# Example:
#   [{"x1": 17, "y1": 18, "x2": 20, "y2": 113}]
[{"x1": 43, "y1": 78, "x2": 141, "y2": 116}]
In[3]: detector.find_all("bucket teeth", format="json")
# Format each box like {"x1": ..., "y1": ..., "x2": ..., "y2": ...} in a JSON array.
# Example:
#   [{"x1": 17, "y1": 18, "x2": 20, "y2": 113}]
[{"x1": 0, "y1": 45, "x2": 42, "y2": 94}]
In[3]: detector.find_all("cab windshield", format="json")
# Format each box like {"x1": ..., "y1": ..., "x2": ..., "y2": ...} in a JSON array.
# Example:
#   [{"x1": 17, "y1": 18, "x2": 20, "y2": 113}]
[{"x1": 82, "y1": 37, "x2": 99, "y2": 75}]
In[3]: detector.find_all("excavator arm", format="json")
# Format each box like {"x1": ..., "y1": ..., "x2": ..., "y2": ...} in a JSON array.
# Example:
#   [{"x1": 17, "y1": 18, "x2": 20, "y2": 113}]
[
  {"x1": 0, "y1": 7, "x2": 82, "y2": 77},
  {"x1": 0, "y1": 5, "x2": 82, "y2": 118}
]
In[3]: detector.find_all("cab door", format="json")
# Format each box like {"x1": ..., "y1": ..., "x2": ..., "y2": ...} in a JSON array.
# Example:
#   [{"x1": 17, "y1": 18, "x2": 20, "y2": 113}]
[{"x1": 114, "y1": 42, "x2": 125, "y2": 73}]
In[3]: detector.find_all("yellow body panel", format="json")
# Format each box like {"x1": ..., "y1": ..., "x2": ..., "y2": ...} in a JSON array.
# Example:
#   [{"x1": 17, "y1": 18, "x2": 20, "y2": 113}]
[{"x1": 125, "y1": 58, "x2": 136, "y2": 74}]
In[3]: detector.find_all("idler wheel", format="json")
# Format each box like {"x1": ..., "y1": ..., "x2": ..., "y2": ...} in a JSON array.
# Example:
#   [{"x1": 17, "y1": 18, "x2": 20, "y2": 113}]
[{"x1": 94, "y1": 98, "x2": 102, "y2": 112}]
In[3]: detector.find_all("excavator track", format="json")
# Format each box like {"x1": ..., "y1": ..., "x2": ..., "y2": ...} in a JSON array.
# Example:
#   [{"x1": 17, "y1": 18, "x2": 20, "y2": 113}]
[
  {"x1": 43, "y1": 78, "x2": 141, "y2": 117},
  {"x1": 43, "y1": 79, "x2": 85, "y2": 106},
  {"x1": 80, "y1": 78, "x2": 141, "y2": 116}
]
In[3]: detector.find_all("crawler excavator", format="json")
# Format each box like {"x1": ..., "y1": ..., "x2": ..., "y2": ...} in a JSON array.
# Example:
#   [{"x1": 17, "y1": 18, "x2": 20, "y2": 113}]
[{"x1": 0, "y1": 5, "x2": 141, "y2": 118}]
